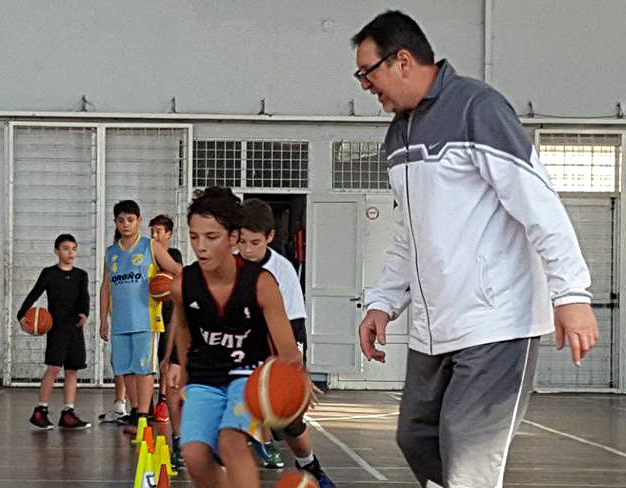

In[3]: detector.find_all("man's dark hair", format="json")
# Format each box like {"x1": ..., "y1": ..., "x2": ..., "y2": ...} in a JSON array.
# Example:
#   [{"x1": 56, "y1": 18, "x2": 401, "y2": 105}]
[
  {"x1": 54, "y1": 233, "x2": 77, "y2": 249},
  {"x1": 351, "y1": 10, "x2": 434, "y2": 65},
  {"x1": 149, "y1": 214, "x2": 174, "y2": 233},
  {"x1": 187, "y1": 186, "x2": 242, "y2": 232},
  {"x1": 241, "y1": 199, "x2": 275, "y2": 237},
  {"x1": 113, "y1": 200, "x2": 141, "y2": 218}
]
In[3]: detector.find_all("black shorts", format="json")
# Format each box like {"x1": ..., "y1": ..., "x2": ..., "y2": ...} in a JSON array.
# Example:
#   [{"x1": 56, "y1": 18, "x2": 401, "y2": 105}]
[
  {"x1": 45, "y1": 325, "x2": 87, "y2": 370},
  {"x1": 290, "y1": 318, "x2": 307, "y2": 365}
]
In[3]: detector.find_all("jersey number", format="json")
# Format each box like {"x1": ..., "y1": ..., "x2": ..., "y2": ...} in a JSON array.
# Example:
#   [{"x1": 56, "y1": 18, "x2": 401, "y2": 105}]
[{"x1": 230, "y1": 350, "x2": 245, "y2": 363}]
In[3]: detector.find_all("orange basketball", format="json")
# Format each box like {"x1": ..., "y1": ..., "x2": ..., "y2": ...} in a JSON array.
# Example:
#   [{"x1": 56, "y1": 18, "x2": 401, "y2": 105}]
[
  {"x1": 244, "y1": 357, "x2": 310, "y2": 428},
  {"x1": 274, "y1": 471, "x2": 319, "y2": 488},
  {"x1": 23, "y1": 307, "x2": 53, "y2": 335},
  {"x1": 149, "y1": 272, "x2": 174, "y2": 301}
]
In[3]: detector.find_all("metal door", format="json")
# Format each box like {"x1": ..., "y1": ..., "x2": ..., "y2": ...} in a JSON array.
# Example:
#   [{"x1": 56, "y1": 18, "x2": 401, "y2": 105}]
[{"x1": 307, "y1": 193, "x2": 364, "y2": 373}]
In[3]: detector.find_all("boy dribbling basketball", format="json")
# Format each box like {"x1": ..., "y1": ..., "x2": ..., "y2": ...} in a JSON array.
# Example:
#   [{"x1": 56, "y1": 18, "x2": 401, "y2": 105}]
[
  {"x1": 166, "y1": 187, "x2": 303, "y2": 488},
  {"x1": 17, "y1": 234, "x2": 91, "y2": 430}
]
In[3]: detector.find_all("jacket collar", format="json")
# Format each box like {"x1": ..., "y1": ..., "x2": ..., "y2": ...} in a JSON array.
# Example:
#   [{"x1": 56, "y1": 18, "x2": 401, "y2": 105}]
[{"x1": 421, "y1": 59, "x2": 455, "y2": 102}]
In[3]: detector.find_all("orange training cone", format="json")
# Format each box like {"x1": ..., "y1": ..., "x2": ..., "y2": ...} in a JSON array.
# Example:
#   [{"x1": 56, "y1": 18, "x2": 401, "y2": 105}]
[
  {"x1": 143, "y1": 426, "x2": 155, "y2": 453},
  {"x1": 157, "y1": 463, "x2": 170, "y2": 487}
]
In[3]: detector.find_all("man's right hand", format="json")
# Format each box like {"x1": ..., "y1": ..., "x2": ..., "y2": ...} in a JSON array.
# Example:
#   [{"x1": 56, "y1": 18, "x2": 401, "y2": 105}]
[
  {"x1": 358, "y1": 309, "x2": 390, "y2": 363},
  {"x1": 99, "y1": 320, "x2": 109, "y2": 341}
]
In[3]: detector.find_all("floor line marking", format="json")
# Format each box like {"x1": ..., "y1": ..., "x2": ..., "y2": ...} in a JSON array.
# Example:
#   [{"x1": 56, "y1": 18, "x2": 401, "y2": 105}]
[
  {"x1": 305, "y1": 416, "x2": 388, "y2": 481},
  {"x1": 522, "y1": 419, "x2": 626, "y2": 458},
  {"x1": 576, "y1": 397, "x2": 626, "y2": 413},
  {"x1": 308, "y1": 412, "x2": 399, "y2": 421}
]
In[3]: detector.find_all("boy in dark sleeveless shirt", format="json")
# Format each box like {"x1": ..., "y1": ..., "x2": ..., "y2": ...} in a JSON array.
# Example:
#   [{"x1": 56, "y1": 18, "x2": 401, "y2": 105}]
[{"x1": 166, "y1": 187, "x2": 303, "y2": 488}]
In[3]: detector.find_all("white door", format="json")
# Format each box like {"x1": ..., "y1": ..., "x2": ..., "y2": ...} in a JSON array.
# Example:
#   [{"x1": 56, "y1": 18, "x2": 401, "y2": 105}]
[
  {"x1": 306, "y1": 194, "x2": 364, "y2": 373},
  {"x1": 333, "y1": 194, "x2": 409, "y2": 389}
]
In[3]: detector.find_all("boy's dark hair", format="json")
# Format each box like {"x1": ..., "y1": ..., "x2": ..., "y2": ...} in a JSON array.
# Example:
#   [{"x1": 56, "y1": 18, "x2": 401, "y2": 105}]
[
  {"x1": 54, "y1": 233, "x2": 77, "y2": 249},
  {"x1": 187, "y1": 186, "x2": 242, "y2": 232},
  {"x1": 113, "y1": 200, "x2": 141, "y2": 218},
  {"x1": 149, "y1": 214, "x2": 174, "y2": 233},
  {"x1": 241, "y1": 199, "x2": 275, "y2": 237},
  {"x1": 351, "y1": 10, "x2": 434, "y2": 65}
]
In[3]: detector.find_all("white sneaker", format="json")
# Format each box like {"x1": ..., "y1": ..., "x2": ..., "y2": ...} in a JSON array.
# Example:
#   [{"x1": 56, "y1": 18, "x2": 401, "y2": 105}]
[{"x1": 98, "y1": 405, "x2": 127, "y2": 423}]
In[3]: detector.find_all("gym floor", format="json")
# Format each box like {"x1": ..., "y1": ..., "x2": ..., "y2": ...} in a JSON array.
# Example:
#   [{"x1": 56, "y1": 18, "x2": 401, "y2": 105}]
[{"x1": 0, "y1": 388, "x2": 624, "y2": 487}]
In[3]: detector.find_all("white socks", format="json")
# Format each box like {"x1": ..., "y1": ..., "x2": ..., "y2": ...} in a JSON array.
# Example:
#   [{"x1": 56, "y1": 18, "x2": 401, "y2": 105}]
[
  {"x1": 295, "y1": 452, "x2": 315, "y2": 466},
  {"x1": 114, "y1": 399, "x2": 126, "y2": 414}
]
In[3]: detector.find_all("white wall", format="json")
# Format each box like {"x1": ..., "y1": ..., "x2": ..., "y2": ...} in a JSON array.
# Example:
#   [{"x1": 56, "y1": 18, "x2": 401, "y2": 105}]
[
  {"x1": 0, "y1": 125, "x2": 5, "y2": 381},
  {"x1": 2, "y1": 1, "x2": 623, "y2": 118},
  {"x1": 0, "y1": 0, "x2": 481, "y2": 115},
  {"x1": 491, "y1": 0, "x2": 626, "y2": 117}
]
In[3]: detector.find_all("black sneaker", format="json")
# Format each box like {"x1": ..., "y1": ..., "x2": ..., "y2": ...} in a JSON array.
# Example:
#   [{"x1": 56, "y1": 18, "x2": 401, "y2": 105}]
[
  {"x1": 117, "y1": 408, "x2": 138, "y2": 426},
  {"x1": 171, "y1": 435, "x2": 185, "y2": 470},
  {"x1": 58, "y1": 408, "x2": 91, "y2": 430},
  {"x1": 30, "y1": 406, "x2": 54, "y2": 430},
  {"x1": 296, "y1": 456, "x2": 336, "y2": 488}
]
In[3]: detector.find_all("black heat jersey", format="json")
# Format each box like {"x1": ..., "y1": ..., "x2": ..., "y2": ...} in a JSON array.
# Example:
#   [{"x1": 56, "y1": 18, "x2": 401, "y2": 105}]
[{"x1": 183, "y1": 256, "x2": 273, "y2": 386}]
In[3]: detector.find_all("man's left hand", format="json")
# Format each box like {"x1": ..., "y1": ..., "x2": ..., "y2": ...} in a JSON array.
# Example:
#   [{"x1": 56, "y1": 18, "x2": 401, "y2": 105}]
[{"x1": 554, "y1": 303, "x2": 599, "y2": 366}]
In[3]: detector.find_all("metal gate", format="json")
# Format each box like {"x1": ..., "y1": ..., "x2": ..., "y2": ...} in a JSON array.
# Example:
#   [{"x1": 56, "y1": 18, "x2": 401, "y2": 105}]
[
  {"x1": 535, "y1": 130, "x2": 623, "y2": 390},
  {"x1": 3, "y1": 122, "x2": 192, "y2": 386},
  {"x1": 535, "y1": 196, "x2": 619, "y2": 389}
]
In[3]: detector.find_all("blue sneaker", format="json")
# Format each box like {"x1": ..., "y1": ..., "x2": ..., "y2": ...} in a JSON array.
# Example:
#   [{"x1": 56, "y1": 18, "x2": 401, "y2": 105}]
[{"x1": 296, "y1": 456, "x2": 336, "y2": 488}]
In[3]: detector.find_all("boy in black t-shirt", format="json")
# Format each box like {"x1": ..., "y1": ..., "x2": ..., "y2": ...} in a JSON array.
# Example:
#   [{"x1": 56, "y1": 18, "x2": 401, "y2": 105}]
[
  {"x1": 17, "y1": 234, "x2": 91, "y2": 430},
  {"x1": 149, "y1": 214, "x2": 183, "y2": 423}
]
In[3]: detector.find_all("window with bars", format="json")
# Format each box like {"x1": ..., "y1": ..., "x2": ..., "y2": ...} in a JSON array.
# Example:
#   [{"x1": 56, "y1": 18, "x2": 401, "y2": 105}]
[
  {"x1": 192, "y1": 139, "x2": 308, "y2": 189},
  {"x1": 193, "y1": 140, "x2": 243, "y2": 188},
  {"x1": 332, "y1": 141, "x2": 389, "y2": 190},
  {"x1": 247, "y1": 141, "x2": 308, "y2": 188},
  {"x1": 538, "y1": 133, "x2": 622, "y2": 192}
]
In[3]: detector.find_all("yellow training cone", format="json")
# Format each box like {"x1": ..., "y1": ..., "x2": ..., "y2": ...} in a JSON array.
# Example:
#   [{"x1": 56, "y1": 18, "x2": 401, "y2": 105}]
[
  {"x1": 133, "y1": 441, "x2": 149, "y2": 488},
  {"x1": 159, "y1": 443, "x2": 178, "y2": 478},
  {"x1": 131, "y1": 416, "x2": 148, "y2": 446},
  {"x1": 154, "y1": 435, "x2": 167, "y2": 461}
]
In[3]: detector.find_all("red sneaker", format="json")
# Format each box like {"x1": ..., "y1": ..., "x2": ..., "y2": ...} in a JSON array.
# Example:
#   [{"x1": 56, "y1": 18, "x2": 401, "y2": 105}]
[
  {"x1": 30, "y1": 406, "x2": 54, "y2": 430},
  {"x1": 153, "y1": 401, "x2": 169, "y2": 423},
  {"x1": 58, "y1": 408, "x2": 91, "y2": 430}
]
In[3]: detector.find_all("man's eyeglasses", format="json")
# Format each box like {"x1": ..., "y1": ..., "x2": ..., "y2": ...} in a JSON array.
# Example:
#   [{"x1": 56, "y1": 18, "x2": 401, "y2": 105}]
[{"x1": 353, "y1": 51, "x2": 398, "y2": 83}]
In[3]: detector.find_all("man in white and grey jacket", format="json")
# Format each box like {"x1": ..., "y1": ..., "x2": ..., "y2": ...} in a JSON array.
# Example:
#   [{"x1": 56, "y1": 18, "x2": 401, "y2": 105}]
[{"x1": 352, "y1": 10, "x2": 599, "y2": 488}]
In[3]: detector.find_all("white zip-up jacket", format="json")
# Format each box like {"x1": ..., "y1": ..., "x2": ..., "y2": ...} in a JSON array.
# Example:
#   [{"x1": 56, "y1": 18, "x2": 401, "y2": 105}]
[{"x1": 365, "y1": 60, "x2": 592, "y2": 355}]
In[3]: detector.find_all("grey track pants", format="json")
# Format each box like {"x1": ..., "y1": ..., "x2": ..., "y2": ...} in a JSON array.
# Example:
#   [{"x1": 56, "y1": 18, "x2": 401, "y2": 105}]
[{"x1": 397, "y1": 337, "x2": 539, "y2": 488}]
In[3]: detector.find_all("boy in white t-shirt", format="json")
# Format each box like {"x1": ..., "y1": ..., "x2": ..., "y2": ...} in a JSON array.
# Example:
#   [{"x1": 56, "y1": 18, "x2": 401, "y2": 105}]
[{"x1": 238, "y1": 199, "x2": 335, "y2": 488}]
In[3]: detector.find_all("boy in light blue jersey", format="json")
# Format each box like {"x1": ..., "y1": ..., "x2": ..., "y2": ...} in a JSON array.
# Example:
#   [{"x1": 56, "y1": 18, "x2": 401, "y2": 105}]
[{"x1": 99, "y1": 200, "x2": 182, "y2": 426}]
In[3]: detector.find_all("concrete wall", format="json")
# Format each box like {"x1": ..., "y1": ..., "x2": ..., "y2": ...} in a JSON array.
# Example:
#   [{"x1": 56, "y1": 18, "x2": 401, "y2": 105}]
[
  {"x1": 0, "y1": 125, "x2": 5, "y2": 381},
  {"x1": 1, "y1": 1, "x2": 622, "y2": 118},
  {"x1": 491, "y1": 0, "x2": 626, "y2": 117}
]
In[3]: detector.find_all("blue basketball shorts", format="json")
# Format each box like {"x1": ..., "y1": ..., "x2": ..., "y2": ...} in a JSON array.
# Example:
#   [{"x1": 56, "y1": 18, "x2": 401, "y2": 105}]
[
  {"x1": 180, "y1": 378, "x2": 262, "y2": 454},
  {"x1": 110, "y1": 331, "x2": 158, "y2": 375}
]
